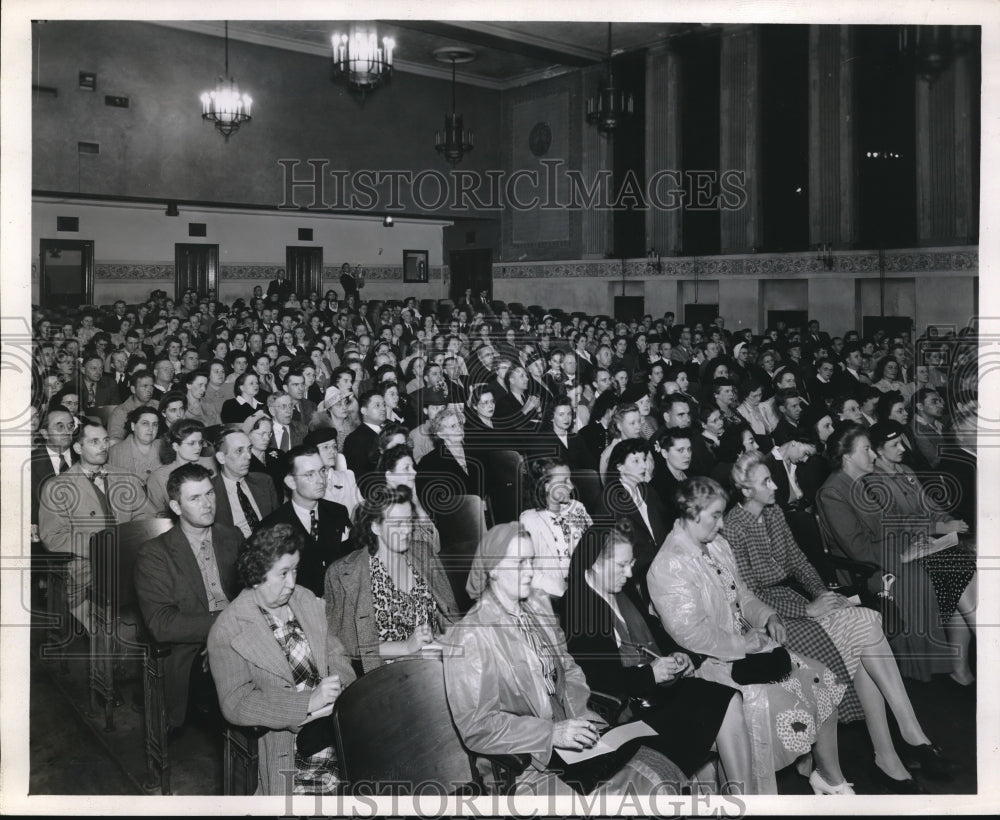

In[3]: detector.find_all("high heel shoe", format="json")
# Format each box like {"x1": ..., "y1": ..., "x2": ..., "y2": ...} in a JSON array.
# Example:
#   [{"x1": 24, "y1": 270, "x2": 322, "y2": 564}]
[
  {"x1": 870, "y1": 764, "x2": 926, "y2": 794},
  {"x1": 809, "y1": 769, "x2": 855, "y2": 795},
  {"x1": 901, "y1": 742, "x2": 955, "y2": 781}
]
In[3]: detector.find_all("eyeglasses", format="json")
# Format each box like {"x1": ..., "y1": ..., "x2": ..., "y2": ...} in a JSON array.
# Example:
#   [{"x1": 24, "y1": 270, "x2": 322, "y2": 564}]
[{"x1": 294, "y1": 467, "x2": 329, "y2": 482}]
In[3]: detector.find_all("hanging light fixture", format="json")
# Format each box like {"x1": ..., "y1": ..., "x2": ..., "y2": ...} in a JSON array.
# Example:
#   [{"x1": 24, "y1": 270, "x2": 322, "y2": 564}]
[
  {"x1": 586, "y1": 23, "x2": 633, "y2": 134},
  {"x1": 434, "y1": 47, "x2": 475, "y2": 165},
  {"x1": 200, "y1": 21, "x2": 253, "y2": 141},
  {"x1": 331, "y1": 24, "x2": 395, "y2": 99}
]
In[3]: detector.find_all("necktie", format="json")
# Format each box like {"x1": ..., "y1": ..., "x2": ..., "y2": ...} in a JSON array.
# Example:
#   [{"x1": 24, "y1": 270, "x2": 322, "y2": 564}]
[
  {"x1": 279, "y1": 426, "x2": 290, "y2": 452},
  {"x1": 292, "y1": 403, "x2": 301, "y2": 421},
  {"x1": 88, "y1": 470, "x2": 117, "y2": 525},
  {"x1": 309, "y1": 508, "x2": 319, "y2": 541},
  {"x1": 235, "y1": 480, "x2": 260, "y2": 532}
]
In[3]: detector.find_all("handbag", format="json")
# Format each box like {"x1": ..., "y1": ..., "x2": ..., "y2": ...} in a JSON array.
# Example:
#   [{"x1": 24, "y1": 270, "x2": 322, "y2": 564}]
[
  {"x1": 730, "y1": 646, "x2": 793, "y2": 685},
  {"x1": 296, "y1": 715, "x2": 337, "y2": 757}
]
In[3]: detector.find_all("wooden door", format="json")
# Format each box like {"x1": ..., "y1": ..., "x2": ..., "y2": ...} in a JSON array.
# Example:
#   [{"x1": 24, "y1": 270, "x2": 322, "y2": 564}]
[
  {"x1": 448, "y1": 248, "x2": 493, "y2": 303},
  {"x1": 175, "y1": 243, "x2": 219, "y2": 299},
  {"x1": 40, "y1": 239, "x2": 95, "y2": 308},
  {"x1": 286, "y1": 247, "x2": 323, "y2": 299}
]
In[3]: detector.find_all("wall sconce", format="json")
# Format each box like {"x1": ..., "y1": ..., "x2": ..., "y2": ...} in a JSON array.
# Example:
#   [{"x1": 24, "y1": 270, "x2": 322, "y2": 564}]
[
  {"x1": 165, "y1": 202, "x2": 179, "y2": 217},
  {"x1": 816, "y1": 242, "x2": 834, "y2": 270},
  {"x1": 382, "y1": 215, "x2": 394, "y2": 227}
]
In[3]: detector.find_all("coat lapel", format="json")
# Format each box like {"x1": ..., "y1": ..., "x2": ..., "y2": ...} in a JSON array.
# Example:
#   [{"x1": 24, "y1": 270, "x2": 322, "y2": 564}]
[
  {"x1": 229, "y1": 593, "x2": 296, "y2": 684},
  {"x1": 165, "y1": 527, "x2": 210, "y2": 611}
]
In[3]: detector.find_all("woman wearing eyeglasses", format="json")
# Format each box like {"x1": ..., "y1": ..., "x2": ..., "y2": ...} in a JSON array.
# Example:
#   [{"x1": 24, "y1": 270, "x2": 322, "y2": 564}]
[{"x1": 562, "y1": 520, "x2": 753, "y2": 793}]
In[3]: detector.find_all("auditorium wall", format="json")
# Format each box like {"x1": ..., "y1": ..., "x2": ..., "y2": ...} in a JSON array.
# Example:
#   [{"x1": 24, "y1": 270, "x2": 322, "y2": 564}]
[{"x1": 31, "y1": 198, "x2": 448, "y2": 305}]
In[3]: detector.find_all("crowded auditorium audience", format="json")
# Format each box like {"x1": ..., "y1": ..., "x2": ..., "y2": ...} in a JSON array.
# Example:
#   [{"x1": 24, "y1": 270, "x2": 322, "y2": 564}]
[{"x1": 30, "y1": 283, "x2": 978, "y2": 796}]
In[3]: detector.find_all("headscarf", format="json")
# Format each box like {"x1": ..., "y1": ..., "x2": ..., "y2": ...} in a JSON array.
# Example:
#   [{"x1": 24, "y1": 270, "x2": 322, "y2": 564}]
[
  {"x1": 465, "y1": 522, "x2": 529, "y2": 600},
  {"x1": 732, "y1": 342, "x2": 746, "y2": 362}
]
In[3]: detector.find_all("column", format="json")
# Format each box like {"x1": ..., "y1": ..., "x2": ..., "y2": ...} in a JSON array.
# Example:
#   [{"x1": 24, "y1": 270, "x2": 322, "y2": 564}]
[
  {"x1": 808, "y1": 25, "x2": 859, "y2": 248},
  {"x1": 719, "y1": 25, "x2": 762, "y2": 253},
  {"x1": 915, "y1": 29, "x2": 977, "y2": 245},
  {"x1": 645, "y1": 44, "x2": 683, "y2": 256}
]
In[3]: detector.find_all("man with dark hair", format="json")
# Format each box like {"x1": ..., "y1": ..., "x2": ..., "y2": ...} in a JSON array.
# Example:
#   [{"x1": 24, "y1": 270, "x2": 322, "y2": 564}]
[
  {"x1": 580, "y1": 390, "x2": 619, "y2": 467},
  {"x1": 79, "y1": 353, "x2": 119, "y2": 412},
  {"x1": 39, "y1": 420, "x2": 155, "y2": 632},
  {"x1": 30, "y1": 408, "x2": 78, "y2": 539},
  {"x1": 159, "y1": 391, "x2": 188, "y2": 432},
  {"x1": 258, "y1": 444, "x2": 351, "y2": 596},
  {"x1": 266, "y1": 268, "x2": 292, "y2": 303},
  {"x1": 107, "y1": 369, "x2": 157, "y2": 444},
  {"x1": 341, "y1": 389, "x2": 385, "y2": 479},
  {"x1": 836, "y1": 342, "x2": 869, "y2": 391},
  {"x1": 283, "y1": 367, "x2": 317, "y2": 428},
  {"x1": 911, "y1": 387, "x2": 947, "y2": 469},
  {"x1": 135, "y1": 463, "x2": 242, "y2": 730},
  {"x1": 212, "y1": 425, "x2": 280, "y2": 538},
  {"x1": 771, "y1": 388, "x2": 805, "y2": 446}
]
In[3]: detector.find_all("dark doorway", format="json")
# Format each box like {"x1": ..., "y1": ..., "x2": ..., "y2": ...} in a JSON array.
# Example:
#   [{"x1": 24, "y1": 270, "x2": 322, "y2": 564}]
[
  {"x1": 862, "y1": 315, "x2": 913, "y2": 340},
  {"x1": 684, "y1": 303, "x2": 719, "y2": 329},
  {"x1": 286, "y1": 247, "x2": 323, "y2": 299},
  {"x1": 175, "y1": 243, "x2": 219, "y2": 299},
  {"x1": 614, "y1": 296, "x2": 645, "y2": 323},
  {"x1": 767, "y1": 310, "x2": 809, "y2": 333},
  {"x1": 39, "y1": 239, "x2": 94, "y2": 308},
  {"x1": 449, "y1": 248, "x2": 493, "y2": 303}
]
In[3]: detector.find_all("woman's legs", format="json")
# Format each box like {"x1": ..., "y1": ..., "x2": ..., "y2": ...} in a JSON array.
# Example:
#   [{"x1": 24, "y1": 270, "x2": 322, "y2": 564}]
[
  {"x1": 948, "y1": 577, "x2": 977, "y2": 684},
  {"x1": 812, "y1": 712, "x2": 847, "y2": 785},
  {"x1": 715, "y1": 693, "x2": 754, "y2": 794},
  {"x1": 853, "y1": 661, "x2": 918, "y2": 779}
]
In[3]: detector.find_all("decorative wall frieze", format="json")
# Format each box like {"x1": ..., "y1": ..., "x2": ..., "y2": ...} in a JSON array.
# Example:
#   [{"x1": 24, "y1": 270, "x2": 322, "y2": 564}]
[
  {"x1": 493, "y1": 248, "x2": 978, "y2": 279},
  {"x1": 95, "y1": 263, "x2": 173, "y2": 280}
]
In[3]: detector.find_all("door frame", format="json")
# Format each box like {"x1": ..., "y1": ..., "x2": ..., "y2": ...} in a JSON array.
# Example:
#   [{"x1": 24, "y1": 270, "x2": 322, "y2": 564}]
[
  {"x1": 39, "y1": 238, "x2": 95, "y2": 306},
  {"x1": 174, "y1": 243, "x2": 219, "y2": 300}
]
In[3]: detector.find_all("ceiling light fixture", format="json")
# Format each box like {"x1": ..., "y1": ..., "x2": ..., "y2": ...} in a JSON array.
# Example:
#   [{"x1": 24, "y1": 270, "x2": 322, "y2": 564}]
[
  {"x1": 586, "y1": 23, "x2": 633, "y2": 134},
  {"x1": 200, "y1": 21, "x2": 253, "y2": 141},
  {"x1": 434, "y1": 47, "x2": 475, "y2": 165},
  {"x1": 331, "y1": 24, "x2": 395, "y2": 100}
]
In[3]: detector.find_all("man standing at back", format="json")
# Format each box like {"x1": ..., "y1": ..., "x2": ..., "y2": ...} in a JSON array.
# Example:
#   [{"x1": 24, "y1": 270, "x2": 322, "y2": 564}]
[
  {"x1": 341, "y1": 390, "x2": 385, "y2": 480},
  {"x1": 134, "y1": 463, "x2": 242, "y2": 731}
]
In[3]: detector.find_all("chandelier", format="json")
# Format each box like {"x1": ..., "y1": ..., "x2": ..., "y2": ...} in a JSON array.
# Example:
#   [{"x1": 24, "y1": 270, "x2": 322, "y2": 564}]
[
  {"x1": 434, "y1": 47, "x2": 475, "y2": 165},
  {"x1": 586, "y1": 23, "x2": 633, "y2": 134},
  {"x1": 200, "y1": 22, "x2": 253, "y2": 141},
  {"x1": 331, "y1": 25, "x2": 395, "y2": 99}
]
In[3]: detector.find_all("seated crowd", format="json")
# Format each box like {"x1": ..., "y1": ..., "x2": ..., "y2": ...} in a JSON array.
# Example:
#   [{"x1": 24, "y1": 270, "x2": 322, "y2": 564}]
[{"x1": 30, "y1": 276, "x2": 979, "y2": 796}]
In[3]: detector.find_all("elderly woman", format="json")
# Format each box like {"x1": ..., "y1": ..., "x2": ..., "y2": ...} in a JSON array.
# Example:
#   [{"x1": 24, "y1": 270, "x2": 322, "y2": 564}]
[
  {"x1": 866, "y1": 421, "x2": 977, "y2": 685},
  {"x1": 325, "y1": 487, "x2": 458, "y2": 675},
  {"x1": 208, "y1": 523, "x2": 356, "y2": 795},
  {"x1": 442, "y1": 522, "x2": 684, "y2": 796},
  {"x1": 562, "y1": 519, "x2": 752, "y2": 792},
  {"x1": 518, "y1": 457, "x2": 593, "y2": 602},
  {"x1": 816, "y1": 423, "x2": 975, "y2": 688},
  {"x1": 647, "y1": 477, "x2": 852, "y2": 795},
  {"x1": 145, "y1": 419, "x2": 216, "y2": 512},
  {"x1": 725, "y1": 451, "x2": 946, "y2": 791},
  {"x1": 416, "y1": 406, "x2": 484, "y2": 501},
  {"x1": 108, "y1": 406, "x2": 163, "y2": 488}
]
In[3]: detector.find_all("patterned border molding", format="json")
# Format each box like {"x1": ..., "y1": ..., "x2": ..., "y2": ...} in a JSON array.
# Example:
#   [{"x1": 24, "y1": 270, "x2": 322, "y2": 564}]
[
  {"x1": 96, "y1": 263, "x2": 174, "y2": 280},
  {"x1": 494, "y1": 248, "x2": 978, "y2": 279}
]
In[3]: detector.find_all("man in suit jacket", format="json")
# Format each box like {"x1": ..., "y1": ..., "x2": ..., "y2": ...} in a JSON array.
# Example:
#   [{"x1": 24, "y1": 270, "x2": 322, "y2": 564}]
[
  {"x1": 770, "y1": 389, "x2": 806, "y2": 446},
  {"x1": 39, "y1": 420, "x2": 156, "y2": 631},
  {"x1": 265, "y1": 269, "x2": 292, "y2": 304},
  {"x1": 266, "y1": 390, "x2": 306, "y2": 453},
  {"x1": 30, "y1": 407, "x2": 78, "y2": 536},
  {"x1": 284, "y1": 368, "x2": 318, "y2": 428},
  {"x1": 341, "y1": 389, "x2": 385, "y2": 480},
  {"x1": 134, "y1": 463, "x2": 243, "y2": 729},
  {"x1": 212, "y1": 426, "x2": 281, "y2": 538},
  {"x1": 78, "y1": 354, "x2": 121, "y2": 412},
  {"x1": 258, "y1": 445, "x2": 351, "y2": 597}
]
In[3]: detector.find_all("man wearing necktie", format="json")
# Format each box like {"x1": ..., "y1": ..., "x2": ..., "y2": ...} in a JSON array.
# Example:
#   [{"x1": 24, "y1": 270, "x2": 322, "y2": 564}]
[
  {"x1": 283, "y1": 368, "x2": 317, "y2": 428},
  {"x1": 258, "y1": 445, "x2": 351, "y2": 597},
  {"x1": 38, "y1": 420, "x2": 156, "y2": 633},
  {"x1": 211, "y1": 426, "x2": 280, "y2": 538},
  {"x1": 30, "y1": 408, "x2": 79, "y2": 541},
  {"x1": 266, "y1": 390, "x2": 305, "y2": 453}
]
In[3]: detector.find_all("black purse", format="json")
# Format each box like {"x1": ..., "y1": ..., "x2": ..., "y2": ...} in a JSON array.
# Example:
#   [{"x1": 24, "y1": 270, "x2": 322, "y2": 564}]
[
  {"x1": 730, "y1": 646, "x2": 793, "y2": 685},
  {"x1": 296, "y1": 715, "x2": 337, "y2": 757}
]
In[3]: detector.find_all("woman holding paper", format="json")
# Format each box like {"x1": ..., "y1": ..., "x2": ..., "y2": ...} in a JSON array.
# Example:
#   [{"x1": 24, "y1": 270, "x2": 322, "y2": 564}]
[
  {"x1": 442, "y1": 522, "x2": 684, "y2": 796},
  {"x1": 816, "y1": 423, "x2": 976, "y2": 690},
  {"x1": 562, "y1": 520, "x2": 753, "y2": 792},
  {"x1": 208, "y1": 523, "x2": 357, "y2": 795},
  {"x1": 726, "y1": 450, "x2": 944, "y2": 791}
]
